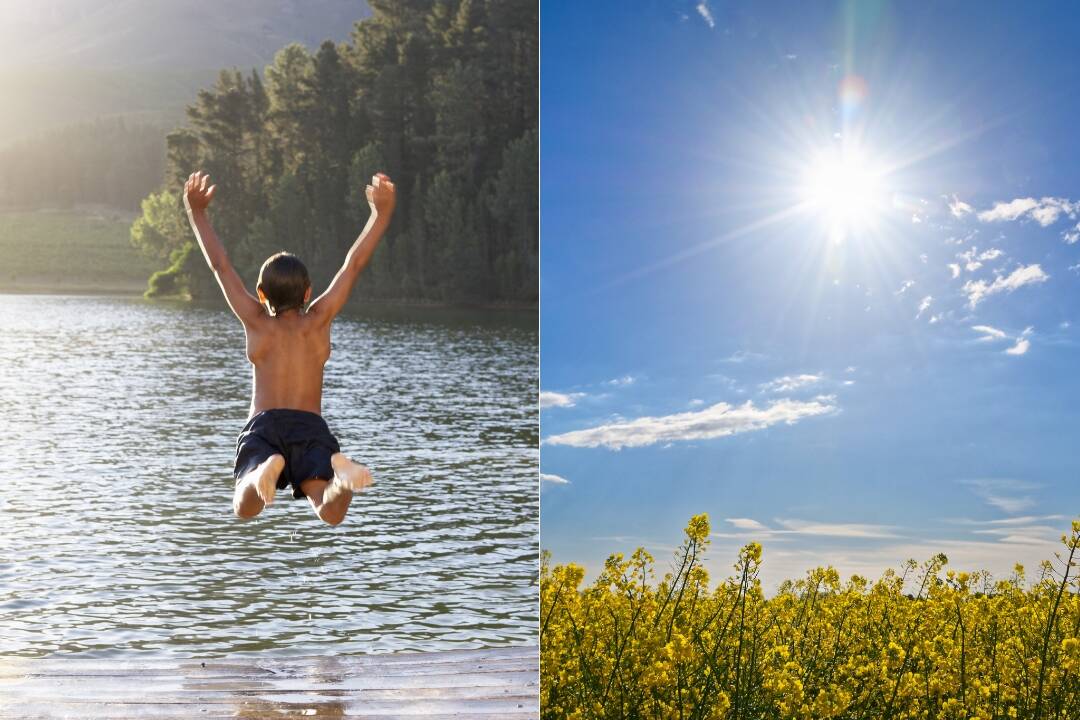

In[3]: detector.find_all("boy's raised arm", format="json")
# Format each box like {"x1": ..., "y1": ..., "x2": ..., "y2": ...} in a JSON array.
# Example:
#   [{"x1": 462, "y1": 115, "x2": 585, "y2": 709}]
[
  {"x1": 183, "y1": 171, "x2": 263, "y2": 324},
  {"x1": 309, "y1": 173, "x2": 396, "y2": 322}
]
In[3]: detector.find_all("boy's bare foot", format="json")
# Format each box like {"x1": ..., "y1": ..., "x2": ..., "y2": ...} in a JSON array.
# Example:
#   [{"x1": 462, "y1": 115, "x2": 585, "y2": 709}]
[
  {"x1": 330, "y1": 453, "x2": 373, "y2": 492},
  {"x1": 306, "y1": 455, "x2": 372, "y2": 524},
  {"x1": 233, "y1": 453, "x2": 285, "y2": 519},
  {"x1": 251, "y1": 454, "x2": 285, "y2": 505}
]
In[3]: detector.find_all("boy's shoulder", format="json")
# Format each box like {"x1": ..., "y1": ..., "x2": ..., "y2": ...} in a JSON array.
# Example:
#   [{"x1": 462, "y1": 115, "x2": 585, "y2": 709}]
[{"x1": 244, "y1": 311, "x2": 330, "y2": 338}]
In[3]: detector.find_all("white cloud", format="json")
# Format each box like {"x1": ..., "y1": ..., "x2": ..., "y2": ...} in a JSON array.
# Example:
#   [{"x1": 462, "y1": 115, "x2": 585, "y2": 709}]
[
  {"x1": 715, "y1": 517, "x2": 898, "y2": 539},
  {"x1": 723, "y1": 350, "x2": 764, "y2": 364},
  {"x1": 606, "y1": 375, "x2": 636, "y2": 387},
  {"x1": 977, "y1": 197, "x2": 1040, "y2": 222},
  {"x1": 916, "y1": 295, "x2": 933, "y2": 318},
  {"x1": 977, "y1": 197, "x2": 1079, "y2": 226},
  {"x1": 773, "y1": 519, "x2": 897, "y2": 538},
  {"x1": 962, "y1": 479, "x2": 1038, "y2": 514},
  {"x1": 895, "y1": 280, "x2": 915, "y2": 295},
  {"x1": 972, "y1": 325, "x2": 1007, "y2": 341},
  {"x1": 949, "y1": 195, "x2": 974, "y2": 218},
  {"x1": 985, "y1": 494, "x2": 1035, "y2": 512},
  {"x1": 950, "y1": 514, "x2": 1064, "y2": 527},
  {"x1": 955, "y1": 246, "x2": 1003, "y2": 274},
  {"x1": 543, "y1": 397, "x2": 837, "y2": 450},
  {"x1": 540, "y1": 472, "x2": 570, "y2": 485},
  {"x1": 725, "y1": 517, "x2": 769, "y2": 531},
  {"x1": 539, "y1": 391, "x2": 584, "y2": 409},
  {"x1": 1064, "y1": 222, "x2": 1080, "y2": 244},
  {"x1": 971, "y1": 325, "x2": 1033, "y2": 356},
  {"x1": 948, "y1": 263, "x2": 961, "y2": 279},
  {"x1": 1006, "y1": 326, "x2": 1034, "y2": 356},
  {"x1": 1031, "y1": 198, "x2": 1078, "y2": 226},
  {"x1": 1006, "y1": 338, "x2": 1030, "y2": 356},
  {"x1": 688, "y1": 398, "x2": 704, "y2": 407},
  {"x1": 695, "y1": 1, "x2": 715, "y2": 28},
  {"x1": 759, "y1": 373, "x2": 823, "y2": 393},
  {"x1": 962, "y1": 264, "x2": 1048, "y2": 308}
]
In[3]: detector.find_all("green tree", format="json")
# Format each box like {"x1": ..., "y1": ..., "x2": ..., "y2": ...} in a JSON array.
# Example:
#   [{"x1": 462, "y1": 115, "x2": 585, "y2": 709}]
[{"x1": 132, "y1": 0, "x2": 537, "y2": 306}]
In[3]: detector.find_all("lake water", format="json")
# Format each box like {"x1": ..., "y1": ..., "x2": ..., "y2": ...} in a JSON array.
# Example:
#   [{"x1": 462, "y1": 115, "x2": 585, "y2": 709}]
[{"x1": 0, "y1": 295, "x2": 538, "y2": 658}]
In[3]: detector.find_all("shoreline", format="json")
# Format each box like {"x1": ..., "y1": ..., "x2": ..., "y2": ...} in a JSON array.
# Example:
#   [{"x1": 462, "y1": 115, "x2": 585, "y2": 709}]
[{"x1": 0, "y1": 284, "x2": 537, "y2": 313}]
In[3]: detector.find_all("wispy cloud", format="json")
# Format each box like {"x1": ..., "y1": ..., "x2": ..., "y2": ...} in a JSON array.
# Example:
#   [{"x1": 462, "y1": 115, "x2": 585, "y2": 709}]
[
  {"x1": 722, "y1": 350, "x2": 765, "y2": 364},
  {"x1": 539, "y1": 390, "x2": 585, "y2": 409},
  {"x1": 540, "y1": 472, "x2": 570, "y2": 485},
  {"x1": 961, "y1": 478, "x2": 1038, "y2": 514},
  {"x1": 971, "y1": 324, "x2": 1033, "y2": 356},
  {"x1": 695, "y1": 1, "x2": 715, "y2": 28},
  {"x1": 1005, "y1": 338, "x2": 1030, "y2": 356},
  {"x1": 950, "y1": 514, "x2": 1064, "y2": 527},
  {"x1": 543, "y1": 397, "x2": 837, "y2": 450},
  {"x1": 1006, "y1": 327, "x2": 1034, "y2": 356},
  {"x1": 606, "y1": 375, "x2": 636, "y2": 387},
  {"x1": 774, "y1": 518, "x2": 899, "y2": 538},
  {"x1": 949, "y1": 195, "x2": 974, "y2": 218},
  {"x1": 976, "y1": 197, "x2": 1079, "y2": 227},
  {"x1": 1064, "y1": 222, "x2": 1080, "y2": 245},
  {"x1": 962, "y1": 264, "x2": 1048, "y2": 308},
  {"x1": 725, "y1": 517, "x2": 769, "y2": 531},
  {"x1": 715, "y1": 517, "x2": 898, "y2": 539},
  {"x1": 972, "y1": 324, "x2": 1007, "y2": 341},
  {"x1": 955, "y1": 246, "x2": 1004, "y2": 274},
  {"x1": 916, "y1": 295, "x2": 933, "y2": 319},
  {"x1": 759, "y1": 374, "x2": 823, "y2": 394}
]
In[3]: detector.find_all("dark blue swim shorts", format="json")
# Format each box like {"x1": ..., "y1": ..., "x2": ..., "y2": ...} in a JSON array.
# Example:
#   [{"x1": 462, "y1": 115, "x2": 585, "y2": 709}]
[{"x1": 232, "y1": 409, "x2": 341, "y2": 499}]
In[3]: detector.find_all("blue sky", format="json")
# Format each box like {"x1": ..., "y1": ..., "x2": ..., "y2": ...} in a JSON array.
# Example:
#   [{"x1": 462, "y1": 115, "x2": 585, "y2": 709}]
[{"x1": 540, "y1": 1, "x2": 1080, "y2": 587}]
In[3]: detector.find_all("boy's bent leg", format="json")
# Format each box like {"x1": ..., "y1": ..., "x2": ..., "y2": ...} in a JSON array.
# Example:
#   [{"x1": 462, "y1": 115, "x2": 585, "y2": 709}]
[
  {"x1": 300, "y1": 454, "x2": 373, "y2": 526},
  {"x1": 233, "y1": 454, "x2": 285, "y2": 519}
]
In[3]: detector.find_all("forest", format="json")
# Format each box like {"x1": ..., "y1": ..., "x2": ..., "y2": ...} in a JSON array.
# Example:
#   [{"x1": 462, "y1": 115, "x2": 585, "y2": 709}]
[
  {"x1": 132, "y1": 0, "x2": 538, "y2": 306},
  {"x1": 0, "y1": 119, "x2": 167, "y2": 211}
]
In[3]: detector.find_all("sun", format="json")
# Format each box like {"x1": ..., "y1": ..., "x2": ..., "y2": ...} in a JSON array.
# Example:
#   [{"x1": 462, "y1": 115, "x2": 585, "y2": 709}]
[{"x1": 800, "y1": 148, "x2": 886, "y2": 236}]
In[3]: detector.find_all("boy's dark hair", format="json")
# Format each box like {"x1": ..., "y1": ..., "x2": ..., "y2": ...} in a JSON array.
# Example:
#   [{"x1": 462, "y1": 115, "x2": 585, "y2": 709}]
[{"x1": 257, "y1": 252, "x2": 310, "y2": 314}]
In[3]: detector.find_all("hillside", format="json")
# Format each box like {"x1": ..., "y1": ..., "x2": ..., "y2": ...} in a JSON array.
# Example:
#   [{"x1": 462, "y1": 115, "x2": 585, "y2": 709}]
[
  {"x1": 0, "y1": 210, "x2": 156, "y2": 294},
  {"x1": 0, "y1": 0, "x2": 369, "y2": 144}
]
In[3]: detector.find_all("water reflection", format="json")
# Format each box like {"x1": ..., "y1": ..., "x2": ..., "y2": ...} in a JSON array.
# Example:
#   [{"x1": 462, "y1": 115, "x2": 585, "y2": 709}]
[{"x1": 0, "y1": 295, "x2": 538, "y2": 657}]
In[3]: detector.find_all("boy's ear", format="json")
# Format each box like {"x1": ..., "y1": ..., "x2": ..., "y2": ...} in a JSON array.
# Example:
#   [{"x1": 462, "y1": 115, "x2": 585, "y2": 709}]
[
  {"x1": 304, "y1": 286, "x2": 312, "y2": 303},
  {"x1": 256, "y1": 286, "x2": 267, "y2": 304}
]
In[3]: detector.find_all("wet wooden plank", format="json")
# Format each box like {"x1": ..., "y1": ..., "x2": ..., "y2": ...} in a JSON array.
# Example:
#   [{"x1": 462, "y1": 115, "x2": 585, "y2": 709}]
[{"x1": 0, "y1": 645, "x2": 539, "y2": 719}]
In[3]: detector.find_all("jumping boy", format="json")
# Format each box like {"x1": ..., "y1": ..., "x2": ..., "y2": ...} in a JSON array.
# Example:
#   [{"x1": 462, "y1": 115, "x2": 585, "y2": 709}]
[{"x1": 182, "y1": 169, "x2": 397, "y2": 525}]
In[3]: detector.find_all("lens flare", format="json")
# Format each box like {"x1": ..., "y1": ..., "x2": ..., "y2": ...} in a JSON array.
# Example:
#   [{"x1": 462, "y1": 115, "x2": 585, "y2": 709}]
[{"x1": 839, "y1": 74, "x2": 869, "y2": 125}]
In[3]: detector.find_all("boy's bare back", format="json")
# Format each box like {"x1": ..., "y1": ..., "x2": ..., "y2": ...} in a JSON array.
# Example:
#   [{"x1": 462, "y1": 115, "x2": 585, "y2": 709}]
[{"x1": 245, "y1": 310, "x2": 330, "y2": 415}]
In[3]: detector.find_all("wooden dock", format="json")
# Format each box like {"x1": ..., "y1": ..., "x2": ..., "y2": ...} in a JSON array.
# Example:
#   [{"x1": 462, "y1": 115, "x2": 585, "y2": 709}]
[{"x1": 0, "y1": 645, "x2": 538, "y2": 719}]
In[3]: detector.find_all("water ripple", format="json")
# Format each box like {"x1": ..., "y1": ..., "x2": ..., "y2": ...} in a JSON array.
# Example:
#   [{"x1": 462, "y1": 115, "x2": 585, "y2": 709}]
[{"x1": 0, "y1": 295, "x2": 538, "y2": 658}]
